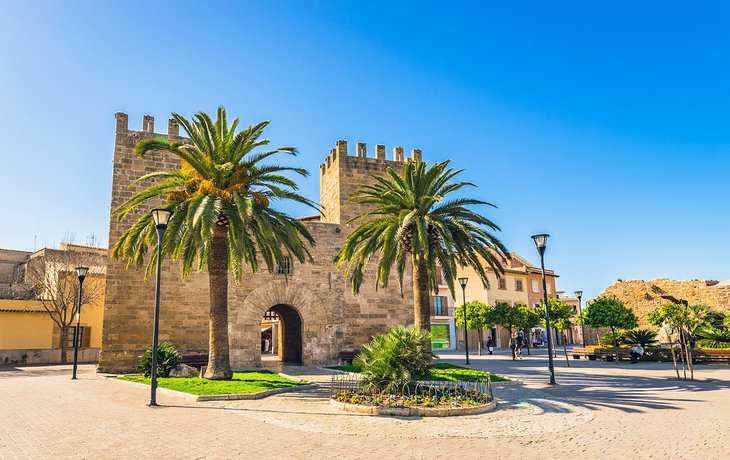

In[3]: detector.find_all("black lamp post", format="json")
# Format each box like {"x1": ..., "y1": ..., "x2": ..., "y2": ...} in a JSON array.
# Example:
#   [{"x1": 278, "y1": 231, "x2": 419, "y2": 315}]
[
  {"x1": 531, "y1": 233, "x2": 556, "y2": 385},
  {"x1": 149, "y1": 208, "x2": 172, "y2": 407},
  {"x1": 458, "y1": 277, "x2": 469, "y2": 365},
  {"x1": 71, "y1": 266, "x2": 89, "y2": 380},
  {"x1": 575, "y1": 290, "x2": 586, "y2": 348}
]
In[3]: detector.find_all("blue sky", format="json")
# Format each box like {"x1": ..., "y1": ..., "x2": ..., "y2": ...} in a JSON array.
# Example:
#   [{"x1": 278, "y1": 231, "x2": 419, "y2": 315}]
[{"x1": 1, "y1": 1, "x2": 729, "y2": 300}]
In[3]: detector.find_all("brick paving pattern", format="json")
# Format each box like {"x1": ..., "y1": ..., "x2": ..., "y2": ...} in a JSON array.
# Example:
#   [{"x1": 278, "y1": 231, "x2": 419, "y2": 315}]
[{"x1": 1, "y1": 350, "x2": 729, "y2": 459}]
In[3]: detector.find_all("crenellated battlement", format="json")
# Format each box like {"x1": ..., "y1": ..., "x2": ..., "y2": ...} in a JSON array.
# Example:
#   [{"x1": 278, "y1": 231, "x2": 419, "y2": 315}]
[
  {"x1": 319, "y1": 139, "x2": 422, "y2": 175},
  {"x1": 114, "y1": 112, "x2": 181, "y2": 139}
]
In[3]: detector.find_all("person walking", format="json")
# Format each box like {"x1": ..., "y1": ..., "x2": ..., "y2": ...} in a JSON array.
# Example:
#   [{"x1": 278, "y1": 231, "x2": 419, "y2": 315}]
[{"x1": 486, "y1": 336, "x2": 494, "y2": 355}]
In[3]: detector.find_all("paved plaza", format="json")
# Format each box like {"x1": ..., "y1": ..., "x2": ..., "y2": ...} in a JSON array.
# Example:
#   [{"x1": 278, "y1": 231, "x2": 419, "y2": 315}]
[{"x1": 2, "y1": 350, "x2": 729, "y2": 459}]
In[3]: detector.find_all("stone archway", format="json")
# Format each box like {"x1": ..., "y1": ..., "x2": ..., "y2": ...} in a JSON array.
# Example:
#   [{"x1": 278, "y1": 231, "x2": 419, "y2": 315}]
[
  {"x1": 229, "y1": 280, "x2": 334, "y2": 368},
  {"x1": 265, "y1": 304, "x2": 303, "y2": 363}
]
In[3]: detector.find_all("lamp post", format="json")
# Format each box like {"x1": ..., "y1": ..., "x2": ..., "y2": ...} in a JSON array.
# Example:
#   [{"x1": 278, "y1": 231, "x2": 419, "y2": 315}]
[
  {"x1": 531, "y1": 234, "x2": 556, "y2": 385},
  {"x1": 575, "y1": 290, "x2": 586, "y2": 348},
  {"x1": 458, "y1": 277, "x2": 469, "y2": 365},
  {"x1": 71, "y1": 266, "x2": 89, "y2": 380},
  {"x1": 149, "y1": 208, "x2": 172, "y2": 407}
]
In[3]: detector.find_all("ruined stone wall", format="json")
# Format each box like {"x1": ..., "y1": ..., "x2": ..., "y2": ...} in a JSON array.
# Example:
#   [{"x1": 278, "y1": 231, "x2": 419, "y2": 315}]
[
  {"x1": 598, "y1": 278, "x2": 730, "y2": 327},
  {"x1": 99, "y1": 114, "x2": 418, "y2": 372}
]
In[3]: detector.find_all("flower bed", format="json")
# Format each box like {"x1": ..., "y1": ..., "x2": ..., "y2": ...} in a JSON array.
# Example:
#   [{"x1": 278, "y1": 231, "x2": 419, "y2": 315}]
[{"x1": 329, "y1": 376, "x2": 495, "y2": 417}]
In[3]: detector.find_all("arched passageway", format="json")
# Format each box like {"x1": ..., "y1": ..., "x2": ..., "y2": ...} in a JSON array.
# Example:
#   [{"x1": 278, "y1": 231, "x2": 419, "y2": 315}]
[{"x1": 260, "y1": 304, "x2": 302, "y2": 364}]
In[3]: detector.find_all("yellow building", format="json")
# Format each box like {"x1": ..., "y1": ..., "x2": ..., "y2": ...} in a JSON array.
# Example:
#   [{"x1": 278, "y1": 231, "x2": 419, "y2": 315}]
[
  {"x1": 0, "y1": 244, "x2": 106, "y2": 365},
  {"x1": 436, "y1": 252, "x2": 562, "y2": 350}
]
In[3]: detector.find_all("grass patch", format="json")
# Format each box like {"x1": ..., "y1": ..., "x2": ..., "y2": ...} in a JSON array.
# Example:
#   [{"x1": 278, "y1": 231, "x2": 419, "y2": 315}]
[
  {"x1": 328, "y1": 362, "x2": 510, "y2": 382},
  {"x1": 118, "y1": 370, "x2": 306, "y2": 396}
]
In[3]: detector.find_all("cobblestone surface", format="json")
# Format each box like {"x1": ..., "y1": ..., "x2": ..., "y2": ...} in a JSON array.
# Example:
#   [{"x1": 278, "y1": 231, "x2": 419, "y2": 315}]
[{"x1": 1, "y1": 350, "x2": 729, "y2": 459}]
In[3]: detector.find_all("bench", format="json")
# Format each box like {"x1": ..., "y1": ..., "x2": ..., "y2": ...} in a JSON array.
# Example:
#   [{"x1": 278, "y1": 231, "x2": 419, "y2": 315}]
[
  {"x1": 597, "y1": 348, "x2": 633, "y2": 362},
  {"x1": 572, "y1": 348, "x2": 597, "y2": 360},
  {"x1": 338, "y1": 350, "x2": 360, "y2": 365},
  {"x1": 572, "y1": 348, "x2": 634, "y2": 361},
  {"x1": 693, "y1": 349, "x2": 730, "y2": 364},
  {"x1": 180, "y1": 354, "x2": 209, "y2": 370}
]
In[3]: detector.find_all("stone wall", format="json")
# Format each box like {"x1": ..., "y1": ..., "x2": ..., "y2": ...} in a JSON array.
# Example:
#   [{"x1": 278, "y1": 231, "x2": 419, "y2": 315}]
[
  {"x1": 598, "y1": 278, "x2": 730, "y2": 327},
  {"x1": 99, "y1": 114, "x2": 420, "y2": 372}
]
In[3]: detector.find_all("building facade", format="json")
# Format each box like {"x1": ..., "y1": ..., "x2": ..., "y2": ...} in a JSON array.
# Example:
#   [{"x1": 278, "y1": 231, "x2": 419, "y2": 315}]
[
  {"x1": 0, "y1": 244, "x2": 106, "y2": 365},
  {"x1": 442, "y1": 252, "x2": 566, "y2": 351},
  {"x1": 99, "y1": 113, "x2": 427, "y2": 373}
]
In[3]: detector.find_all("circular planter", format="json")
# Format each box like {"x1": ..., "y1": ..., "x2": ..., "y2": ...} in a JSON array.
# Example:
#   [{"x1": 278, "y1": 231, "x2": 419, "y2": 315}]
[{"x1": 330, "y1": 398, "x2": 496, "y2": 417}]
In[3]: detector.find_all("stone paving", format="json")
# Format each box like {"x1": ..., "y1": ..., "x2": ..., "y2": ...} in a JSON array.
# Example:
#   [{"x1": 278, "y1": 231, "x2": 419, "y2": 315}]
[{"x1": 1, "y1": 349, "x2": 729, "y2": 459}]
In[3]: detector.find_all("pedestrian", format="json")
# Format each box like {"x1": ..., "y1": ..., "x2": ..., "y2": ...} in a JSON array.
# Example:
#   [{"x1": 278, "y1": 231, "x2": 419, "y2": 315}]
[
  {"x1": 486, "y1": 336, "x2": 494, "y2": 355},
  {"x1": 630, "y1": 343, "x2": 644, "y2": 364}
]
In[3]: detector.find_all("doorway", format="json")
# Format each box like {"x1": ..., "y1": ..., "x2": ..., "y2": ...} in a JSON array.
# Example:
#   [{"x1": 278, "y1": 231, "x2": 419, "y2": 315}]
[{"x1": 260, "y1": 304, "x2": 302, "y2": 364}]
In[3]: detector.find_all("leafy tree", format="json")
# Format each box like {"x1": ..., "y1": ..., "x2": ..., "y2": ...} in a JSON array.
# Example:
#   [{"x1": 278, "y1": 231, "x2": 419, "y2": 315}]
[
  {"x1": 335, "y1": 160, "x2": 508, "y2": 348},
  {"x1": 514, "y1": 304, "x2": 541, "y2": 355},
  {"x1": 455, "y1": 301, "x2": 494, "y2": 355},
  {"x1": 583, "y1": 297, "x2": 638, "y2": 351},
  {"x1": 622, "y1": 329, "x2": 658, "y2": 348},
  {"x1": 648, "y1": 303, "x2": 709, "y2": 380},
  {"x1": 488, "y1": 302, "x2": 523, "y2": 359},
  {"x1": 112, "y1": 107, "x2": 316, "y2": 380},
  {"x1": 537, "y1": 297, "x2": 575, "y2": 365}
]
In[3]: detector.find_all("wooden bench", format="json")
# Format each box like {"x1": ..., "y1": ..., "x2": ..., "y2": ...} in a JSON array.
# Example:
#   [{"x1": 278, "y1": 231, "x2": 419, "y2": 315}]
[
  {"x1": 180, "y1": 354, "x2": 208, "y2": 370},
  {"x1": 572, "y1": 348, "x2": 598, "y2": 360},
  {"x1": 693, "y1": 349, "x2": 730, "y2": 364},
  {"x1": 572, "y1": 348, "x2": 634, "y2": 361},
  {"x1": 338, "y1": 350, "x2": 360, "y2": 365},
  {"x1": 597, "y1": 348, "x2": 634, "y2": 362}
]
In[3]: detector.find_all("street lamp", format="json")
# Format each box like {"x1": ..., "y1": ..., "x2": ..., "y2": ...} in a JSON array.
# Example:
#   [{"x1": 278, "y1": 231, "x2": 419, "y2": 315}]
[
  {"x1": 458, "y1": 277, "x2": 469, "y2": 365},
  {"x1": 71, "y1": 266, "x2": 89, "y2": 380},
  {"x1": 531, "y1": 233, "x2": 556, "y2": 385},
  {"x1": 575, "y1": 290, "x2": 586, "y2": 348},
  {"x1": 149, "y1": 208, "x2": 172, "y2": 407}
]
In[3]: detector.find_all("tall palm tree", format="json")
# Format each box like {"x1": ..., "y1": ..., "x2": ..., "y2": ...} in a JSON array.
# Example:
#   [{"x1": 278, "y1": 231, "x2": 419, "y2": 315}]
[
  {"x1": 335, "y1": 160, "x2": 508, "y2": 345},
  {"x1": 112, "y1": 107, "x2": 316, "y2": 380}
]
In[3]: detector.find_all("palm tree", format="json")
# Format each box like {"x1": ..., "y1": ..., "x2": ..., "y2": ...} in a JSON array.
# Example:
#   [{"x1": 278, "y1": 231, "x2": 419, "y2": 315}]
[
  {"x1": 335, "y1": 160, "x2": 508, "y2": 346},
  {"x1": 112, "y1": 107, "x2": 316, "y2": 379}
]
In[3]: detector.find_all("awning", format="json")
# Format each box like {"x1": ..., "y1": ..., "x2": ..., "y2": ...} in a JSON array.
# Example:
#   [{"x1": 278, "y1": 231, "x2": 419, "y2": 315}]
[{"x1": 261, "y1": 326, "x2": 272, "y2": 332}]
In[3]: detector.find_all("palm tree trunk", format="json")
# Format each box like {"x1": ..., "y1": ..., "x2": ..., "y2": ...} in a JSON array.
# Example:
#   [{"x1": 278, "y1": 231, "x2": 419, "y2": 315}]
[
  {"x1": 204, "y1": 224, "x2": 233, "y2": 380},
  {"x1": 411, "y1": 256, "x2": 431, "y2": 350}
]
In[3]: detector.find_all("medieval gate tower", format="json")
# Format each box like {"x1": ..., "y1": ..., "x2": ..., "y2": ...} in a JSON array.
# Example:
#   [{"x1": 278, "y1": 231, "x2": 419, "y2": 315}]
[{"x1": 98, "y1": 113, "x2": 422, "y2": 372}]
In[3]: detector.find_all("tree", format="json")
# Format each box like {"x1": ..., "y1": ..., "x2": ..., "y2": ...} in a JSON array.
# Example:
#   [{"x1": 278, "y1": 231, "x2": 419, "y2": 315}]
[
  {"x1": 514, "y1": 304, "x2": 541, "y2": 356},
  {"x1": 112, "y1": 107, "x2": 316, "y2": 380},
  {"x1": 583, "y1": 296, "x2": 638, "y2": 355},
  {"x1": 488, "y1": 302, "x2": 523, "y2": 360},
  {"x1": 22, "y1": 247, "x2": 105, "y2": 364},
  {"x1": 455, "y1": 301, "x2": 493, "y2": 355},
  {"x1": 647, "y1": 303, "x2": 708, "y2": 380},
  {"x1": 538, "y1": 297, "x2": 574, "y2": 365},
  {"x1": 335, "y1": 160, "x2": 508, "y2": 348}
]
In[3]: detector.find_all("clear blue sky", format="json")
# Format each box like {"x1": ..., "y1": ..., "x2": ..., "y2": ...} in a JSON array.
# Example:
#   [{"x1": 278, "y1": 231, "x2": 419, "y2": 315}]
[{"x1": 1, "y1": 1, "x2": 729, "y2": 300}]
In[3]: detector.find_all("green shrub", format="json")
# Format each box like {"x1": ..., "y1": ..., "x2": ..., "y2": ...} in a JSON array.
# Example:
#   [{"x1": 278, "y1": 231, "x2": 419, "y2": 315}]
[
  {"x1": 599, "y1": 331, "x2": 624, "y2": 347},
  {"x1": 355, "y1": 326, "x2": 434, "y2": 393},
  {"x1": 136, "y1": 341, "x2": 181, "y2": 377},
  {"x1": 622, "y1": 329, "x2": 658, "y2": 348},
  {"x1": 695, "y1": 326, "x2": 730, "y2": 349}
]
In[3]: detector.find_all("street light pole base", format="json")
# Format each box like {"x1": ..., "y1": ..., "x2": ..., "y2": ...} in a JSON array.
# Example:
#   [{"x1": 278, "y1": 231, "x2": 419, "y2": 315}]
[{"x1": 147, "y1": 403, "x2": 160, "y2": 407}]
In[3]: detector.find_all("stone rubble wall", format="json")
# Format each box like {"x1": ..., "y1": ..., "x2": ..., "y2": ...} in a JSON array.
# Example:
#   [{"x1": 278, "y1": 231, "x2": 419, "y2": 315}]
[{"x1": 598, "y1": 278, "x2": 730, "y2": 328}]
